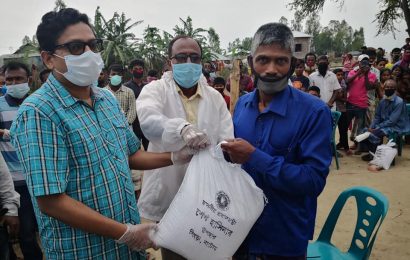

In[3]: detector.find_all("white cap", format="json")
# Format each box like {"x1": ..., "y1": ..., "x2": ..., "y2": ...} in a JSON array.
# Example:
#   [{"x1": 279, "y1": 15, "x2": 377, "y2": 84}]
[{"x1": 358, "y1": 54, "x2": 369, "y2": 62}]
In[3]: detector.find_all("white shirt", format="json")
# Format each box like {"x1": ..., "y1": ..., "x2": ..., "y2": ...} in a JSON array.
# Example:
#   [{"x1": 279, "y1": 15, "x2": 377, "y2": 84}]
[
  {"x1": 135, "y1": 71, "x2": 234, "y2": 221},
  {"x1": 309, "y1": 71, "x2": 341, "y2": 106}
]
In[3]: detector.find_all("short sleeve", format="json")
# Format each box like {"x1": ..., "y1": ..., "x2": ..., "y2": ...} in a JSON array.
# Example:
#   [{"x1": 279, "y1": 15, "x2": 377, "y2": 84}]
[{"x1": 10, "y1": 108, "x2": 69, "y2": 197}]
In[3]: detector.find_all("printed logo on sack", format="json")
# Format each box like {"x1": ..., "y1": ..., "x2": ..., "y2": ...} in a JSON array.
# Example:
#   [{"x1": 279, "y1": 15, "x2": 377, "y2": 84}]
[{"x1": 216, "y1": 191, "x2": 230, "y2": 211}]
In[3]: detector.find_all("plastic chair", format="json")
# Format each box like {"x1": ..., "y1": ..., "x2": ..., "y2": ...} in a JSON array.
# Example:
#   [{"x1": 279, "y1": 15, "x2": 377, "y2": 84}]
[
  {"x1": 307, "y1": 186, "x2": 389, "y2": 260},
  {"x1": 331, "y1": 111, "x2": 342, "y2": 170}
]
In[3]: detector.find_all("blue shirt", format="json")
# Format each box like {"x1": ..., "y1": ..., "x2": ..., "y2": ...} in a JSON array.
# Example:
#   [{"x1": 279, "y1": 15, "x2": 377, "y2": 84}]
[
  {"x1": 0, "y1": 95, "x2": 25, "y2": 184},
  {"x1": 370, "y1": 95, "x2": 410, "y2": 134},
  {"x1": 233, "y1": 86, "x2": 332, "y2": 256},
  {"x1": 10, "y1": 74, "x2": 142, "y2": 260}
]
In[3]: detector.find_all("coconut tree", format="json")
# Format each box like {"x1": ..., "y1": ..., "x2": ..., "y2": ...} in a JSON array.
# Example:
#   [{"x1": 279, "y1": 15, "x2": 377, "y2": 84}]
[
  {"x1": 138, "y1": 26, "x2": 168, "y2": 71},
  {"x1": 94, "y1": 6, "x2": 143, "y2": 66}
]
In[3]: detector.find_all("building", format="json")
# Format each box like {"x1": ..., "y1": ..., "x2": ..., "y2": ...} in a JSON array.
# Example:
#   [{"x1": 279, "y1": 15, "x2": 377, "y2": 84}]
[{"x1": 292, "y1": 31, "x2": 312, "y2": 60}]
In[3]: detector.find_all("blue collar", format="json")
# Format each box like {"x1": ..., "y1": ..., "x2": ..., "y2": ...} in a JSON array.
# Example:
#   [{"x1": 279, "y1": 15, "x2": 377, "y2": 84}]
[
  {"x1": 48, "y1": 74, "x2": 105, "y2": 108},
  {"x1": 245, "y1": 86, "x2": 291, "y2": 117}
]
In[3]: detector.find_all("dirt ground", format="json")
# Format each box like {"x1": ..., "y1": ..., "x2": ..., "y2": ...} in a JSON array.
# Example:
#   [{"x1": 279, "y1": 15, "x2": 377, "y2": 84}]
[{"x1": 314, "y1": 145, "x2": 410, "y2": 260}]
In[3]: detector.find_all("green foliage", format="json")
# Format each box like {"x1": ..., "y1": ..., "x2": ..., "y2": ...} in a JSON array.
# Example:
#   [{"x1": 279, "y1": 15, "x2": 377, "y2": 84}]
[
  {"x1": 227, "y1": 37, "x2": 252, "y2": 58},
  {"x1": 138, "y1": 26, "x2": 168, "y2": 72},
  {"x1": 289, "y1": 0, "x2": 410, "y2": 37},
  {"x1": 279, "y1": 16, "x2": 289, "y2": 26},
  {"x1": 94, "y1": 6, "x2": 143, "y2": 66},
  {"x1": 53, "y1": 0, "x2": 67, "y2": 12}
]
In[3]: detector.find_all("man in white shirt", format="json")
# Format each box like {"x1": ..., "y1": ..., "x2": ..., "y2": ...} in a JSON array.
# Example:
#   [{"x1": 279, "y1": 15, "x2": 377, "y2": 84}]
[{"x1": 309, "y1": 55, "x2": 341, "y2": 109}]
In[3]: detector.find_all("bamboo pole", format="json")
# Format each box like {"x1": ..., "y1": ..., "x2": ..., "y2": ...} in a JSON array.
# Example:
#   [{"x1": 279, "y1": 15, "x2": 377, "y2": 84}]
[{"x1": 229, "y1": 59, "x2": 241, "y2": 115}]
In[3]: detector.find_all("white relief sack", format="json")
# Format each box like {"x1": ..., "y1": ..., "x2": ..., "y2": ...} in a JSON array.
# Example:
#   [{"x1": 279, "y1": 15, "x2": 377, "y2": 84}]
[
  {"x1": 369, "y1": 139, "x2": 397, "y2": 170},
  {"x1": 153, "y1": 143, "x2": 265, "y2": 260}
]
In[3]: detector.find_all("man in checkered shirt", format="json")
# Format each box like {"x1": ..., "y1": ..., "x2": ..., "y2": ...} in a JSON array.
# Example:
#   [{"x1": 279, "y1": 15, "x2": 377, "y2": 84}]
[{"x1": 10, "y1": 8, "x2": 193, "y2": 260}]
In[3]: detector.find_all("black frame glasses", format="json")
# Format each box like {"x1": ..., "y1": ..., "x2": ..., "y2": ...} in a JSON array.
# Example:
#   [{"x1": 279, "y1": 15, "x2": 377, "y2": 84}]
[
  {"x1": 171, "y1": 53, "x2": 201, "y2": 64},
  {"x1": 53, "y1": 39, "x2": 104, "y2": 55}
]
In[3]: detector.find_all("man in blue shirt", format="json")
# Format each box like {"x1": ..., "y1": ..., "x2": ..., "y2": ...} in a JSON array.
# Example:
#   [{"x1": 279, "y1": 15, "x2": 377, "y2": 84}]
[
  {"x1": 360, "y1": 79, "x2": 410, "y2": 161},
  {"x1": 222, "y1": 23, "x2": 332, "y2": 260}
]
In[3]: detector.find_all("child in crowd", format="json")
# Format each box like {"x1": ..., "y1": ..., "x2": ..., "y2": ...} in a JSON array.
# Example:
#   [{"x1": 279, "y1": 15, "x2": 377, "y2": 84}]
[
  {"x1": 334, "y1": 68, "x2": 353, "y2": 155},
  {"x1": 290, "y1": 59, "x2": 310, "y2": 91},
  {"x1": 213, "y1": 77, "x2": 230, "y2": 109},
  {"x1": 308, "y1": 85, "x2": 321, "y2": 98}
]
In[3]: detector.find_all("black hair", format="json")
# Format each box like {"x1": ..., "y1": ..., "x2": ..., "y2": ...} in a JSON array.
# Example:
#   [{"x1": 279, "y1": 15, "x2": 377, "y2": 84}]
[
  {"x1": 333, "y1": 68, "x2": 343, "y2": 74},
  {"x1": 168, "y1": 35, "x2": 203, "y2": 58},
  {"x1": 295, "y1": 58, "x2": 305, "y2": 66},
  {"x1": 129, "y1": 59, "x2": 145, "y2": 69},
  {"x1": 380, "y1": 68, "x2": 391, "y2": 75},
  {"x1": 36, "y1": 8, "x2": 92, "y2": 52},
  {"x1": 108, "y1": 64, "x2": 124, "y2": 74},
  {"x1": 391, "y1": 47, "x2": 401, "y2": 53},
  {"x1": 308, "y1": 85, "x2": 320, "y2": 94},
  {"x1": 147, "y1": 69, "x2": 158, "y2": 77},
  {"x1": 39, "y1": 68, "x2": 52, "y2": 83},
  {"x1": 317, "y1": 55, "x2": 328, "y2": 62},
  {"x1": 365, "y1": 48, "x2": 377, "y2": 57},
  {"x1": 2, "y1": 61, "x2": 30, "y2": 77},
  {"x1": 202, "y1": 70, "x2": 210, "y2": 78},
  {"x1": 304, "y1": 52, "x2": 316, "y2": 61},
  {"x1": 213, "y1": 77, "x2": 226, "y2": 86}
]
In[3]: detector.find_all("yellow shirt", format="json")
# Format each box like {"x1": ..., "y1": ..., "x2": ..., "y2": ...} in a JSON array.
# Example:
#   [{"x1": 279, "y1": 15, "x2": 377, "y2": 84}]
[{"x1": 176, "y1": 86, "x2": 202, "y2": 125}]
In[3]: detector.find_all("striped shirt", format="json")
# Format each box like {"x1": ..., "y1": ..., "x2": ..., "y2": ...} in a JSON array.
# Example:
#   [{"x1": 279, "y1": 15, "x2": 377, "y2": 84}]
[
  {"x1": 104, "y1": 85, "x2": 137, "y2": 125},
  {"x1": 0, "y1": 95, "x2": 25, "y2": 184},
  {"x1": 10, "y1": 74, "x2": 143, "y2": 260}
]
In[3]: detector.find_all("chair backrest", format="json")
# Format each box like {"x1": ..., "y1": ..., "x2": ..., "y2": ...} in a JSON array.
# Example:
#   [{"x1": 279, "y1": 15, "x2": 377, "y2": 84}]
[
  {"x1": 331, "y1": 111, "x2": 342, "y2": 142},
  {"x1": 317, "y1": 186, "x2": 389, "y2": 259}
]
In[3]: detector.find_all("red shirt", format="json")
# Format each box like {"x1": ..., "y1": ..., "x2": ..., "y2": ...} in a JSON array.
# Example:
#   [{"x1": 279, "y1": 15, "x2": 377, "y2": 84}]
[{"x1": 347, "y1": 70, "x2": 377, "y2": 108}]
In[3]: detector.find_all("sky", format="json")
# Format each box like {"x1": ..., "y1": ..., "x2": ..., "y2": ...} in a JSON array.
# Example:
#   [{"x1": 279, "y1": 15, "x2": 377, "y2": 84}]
[{"x1": 0, "y1": 0, "x2": 408, "y2": 55}]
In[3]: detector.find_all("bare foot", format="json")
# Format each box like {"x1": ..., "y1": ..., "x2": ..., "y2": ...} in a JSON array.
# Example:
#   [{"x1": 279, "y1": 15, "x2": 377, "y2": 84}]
[{"x1": 368, "y1": 164, "x2": 382, "y2": 172}]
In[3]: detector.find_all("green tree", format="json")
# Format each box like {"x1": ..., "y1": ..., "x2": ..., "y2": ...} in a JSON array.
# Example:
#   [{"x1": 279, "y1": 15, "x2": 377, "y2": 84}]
[
  {"x1": 278, "y1": 16, "x2": 289, "y2": 26},
  {"x1": 227, "y1": 37, "x2": 252, "y2": 57},
  {"x1": 289, "y1": 0, "x2": 410, "y2": 37},
  {"x1": 138, "y1": 26, "x2": 168, "y2": 71},
  {"x1": 94, "y1": 6, "x2": 143, "y2": 66},
  {"x1": 207, "y1": 27, "x2": 222, "y2": 54},
  {"x1": 54, "y1": 0, "x2": 67, "y2": 11},
  {"x1": 291, "y1": 11, "x2": 304, "y2": 32},
  {"x1": 351, "y1": 27, "x2": 365, "y2": 50}
]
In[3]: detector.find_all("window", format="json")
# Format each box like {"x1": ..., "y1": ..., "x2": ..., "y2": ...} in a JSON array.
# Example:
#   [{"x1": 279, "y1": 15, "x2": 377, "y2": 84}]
[{"x1": 295, "y1": 44, "x2": 302, "y2": 52}]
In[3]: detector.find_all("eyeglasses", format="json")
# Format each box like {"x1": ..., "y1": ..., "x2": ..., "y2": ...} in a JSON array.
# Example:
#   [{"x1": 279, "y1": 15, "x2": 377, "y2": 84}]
[
  {"x1": 171, "y1": 53, "x2": 201, "y2": 64},
  {"x1": 53, "y1": 39, "x2": 104, "y2": 55}
]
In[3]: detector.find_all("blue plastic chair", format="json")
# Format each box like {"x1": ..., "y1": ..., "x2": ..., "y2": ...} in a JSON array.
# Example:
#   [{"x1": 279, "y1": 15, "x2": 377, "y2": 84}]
[
  {"x1": 331, "y1": 111, "x2": 342, "y2": 170},
  {"x1": 308, "y1": 186, "x2": 389, "y2": 260}
]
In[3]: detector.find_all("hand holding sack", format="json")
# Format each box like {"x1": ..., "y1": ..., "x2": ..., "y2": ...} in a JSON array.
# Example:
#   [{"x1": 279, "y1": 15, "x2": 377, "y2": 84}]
[
  {"x1": 153, "y1": 143, "x2": 265, "y2": 260},
  {"x1": 180, "y1": 124, "x2": 211, "y2": 150}
]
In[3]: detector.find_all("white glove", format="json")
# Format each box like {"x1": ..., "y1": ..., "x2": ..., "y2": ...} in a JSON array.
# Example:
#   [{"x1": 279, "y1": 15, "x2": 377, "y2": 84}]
[
  {"x1": 116, "y1": 223, "x2": 158, "y2": 251},
  {"x1": 0, "y1": 129, "x2": 10, "y2": 140},
  {"x1": 171, "y1": 146, "x2": 198, "y2": 165},
  {"x1": 180, "y1": 124, "x2": 210, "y2": 150}
]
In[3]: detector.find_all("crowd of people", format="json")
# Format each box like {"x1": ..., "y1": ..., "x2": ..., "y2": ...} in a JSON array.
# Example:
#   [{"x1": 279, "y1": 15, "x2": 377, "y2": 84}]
[{"x1": 0, "y1": 6, "x2": 409, "y2": 260}]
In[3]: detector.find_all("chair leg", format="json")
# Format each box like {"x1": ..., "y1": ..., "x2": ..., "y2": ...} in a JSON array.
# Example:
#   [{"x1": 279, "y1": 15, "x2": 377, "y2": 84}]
[{"x1": 333, "y1": 143, "x2": 340, "y2": 170}]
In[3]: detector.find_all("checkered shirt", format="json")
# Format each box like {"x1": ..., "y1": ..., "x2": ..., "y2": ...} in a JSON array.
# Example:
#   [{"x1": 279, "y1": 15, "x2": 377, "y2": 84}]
[
  {"x1": 104, "y1": 85, "x2": 137, "y2": 125},
  {"x1": 10, "y1": 74, "x2": 143, "y2": 260}
]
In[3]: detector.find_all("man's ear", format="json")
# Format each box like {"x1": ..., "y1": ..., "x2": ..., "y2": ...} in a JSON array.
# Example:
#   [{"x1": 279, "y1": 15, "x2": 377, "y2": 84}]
[
  {"x1": 28, "y1": 76, "x2": 33, "y2": 86},
  {"x1": 41, "y1": 51, "x2": 54, "y2": 70}
]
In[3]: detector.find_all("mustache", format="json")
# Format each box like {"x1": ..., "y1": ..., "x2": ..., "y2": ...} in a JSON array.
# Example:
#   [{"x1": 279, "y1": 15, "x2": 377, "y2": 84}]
[{"x1": 258, "y1": 74, "x2": 286, "y2": 82}]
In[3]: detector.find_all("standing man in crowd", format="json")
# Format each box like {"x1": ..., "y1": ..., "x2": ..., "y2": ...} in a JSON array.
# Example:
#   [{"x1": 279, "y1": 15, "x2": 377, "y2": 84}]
[
  {"x1": 385, "y1": 47, "x2": 401, "y2": 70},
  {"x1": 222, "y1": 23, "x2": 332, "y2": 260},
  {"x1": 304, "y1": 52, "x2": 317, "y2": 76},
  {"x1": 136, "y1": 35, "x2": 234, "y2": 260},
  {"x1": 346, "y1": 54, "x2": 378, "y2": 152},
  {"x1": 0, "y1": 62, "x2": 43, "y2": 260},
  {"x1": 0, "y1": 152, "x2": 20, "y2": 260},
  {"x1": 104, "y1": 64, "x2": 137, "y2": 126},
  {"x1": 125, "y1": 59, "x2": 149, "y2": 150},
  {"x1": 10, "y1": 8, "x2": 193, "y2": 259},
  {"x1": 309, "y1": 55, "x2": 341, "y2": 109}
]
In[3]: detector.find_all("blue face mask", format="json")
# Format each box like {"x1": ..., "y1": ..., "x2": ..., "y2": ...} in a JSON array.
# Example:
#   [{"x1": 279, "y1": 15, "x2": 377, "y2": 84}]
[
  {"x1": 172, "y1": 63, "x2": 202, "y2": 88},
  {"x1": 1, "y1": 85, "x2": 6, "y2": 95},
  {"x1": 110, "y1": 75, "x2": 122, "y2": 86}
]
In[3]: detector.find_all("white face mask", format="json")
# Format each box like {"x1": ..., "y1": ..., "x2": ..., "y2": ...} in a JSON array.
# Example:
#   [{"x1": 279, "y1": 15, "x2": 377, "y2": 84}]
[
  {"x1": 6, "y1": 82, "x2": 30, "y2": 99},
  {"x1": 54, "y1": 51, "x2": 104, "y2": 87}
]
